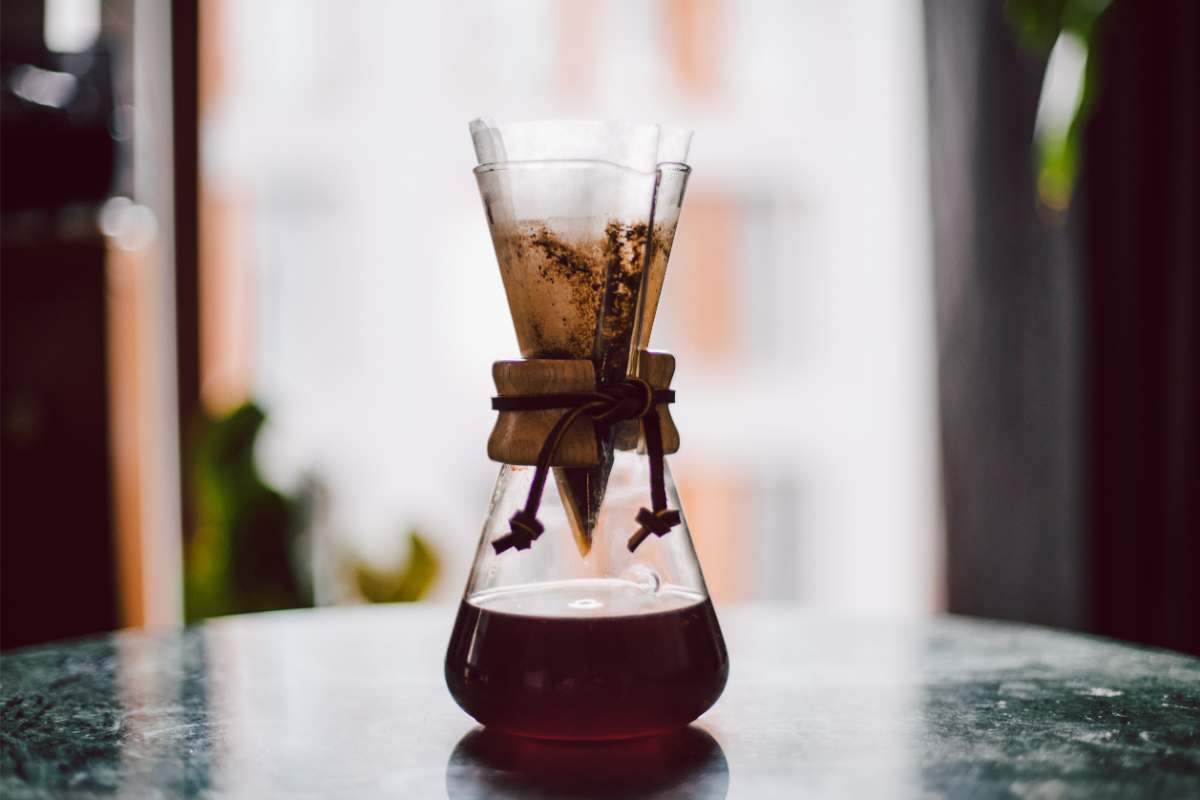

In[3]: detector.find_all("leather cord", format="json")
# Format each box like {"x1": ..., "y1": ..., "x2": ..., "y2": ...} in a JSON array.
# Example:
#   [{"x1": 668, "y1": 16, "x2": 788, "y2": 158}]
[{"x1": 490, "y1": 378, "x2": 679, "y2": 554}]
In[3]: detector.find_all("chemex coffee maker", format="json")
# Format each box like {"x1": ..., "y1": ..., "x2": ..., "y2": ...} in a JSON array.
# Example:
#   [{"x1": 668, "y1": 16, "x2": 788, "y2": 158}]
[{"x1": 445, "y1": 120, "x2": 728, "y2": 740}]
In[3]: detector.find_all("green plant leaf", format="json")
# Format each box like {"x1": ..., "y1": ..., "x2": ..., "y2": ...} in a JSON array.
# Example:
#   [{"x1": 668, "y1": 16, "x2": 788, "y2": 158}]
[
  {"x1": 184, "y1": 401, "x2": 311, "y2": 621},
  {"x1": 1005, "y1": 0, "x2": 1113, "y2": 210},
  {"x1": 355, "y1": 532, "x2": 440, "y2": 603}
]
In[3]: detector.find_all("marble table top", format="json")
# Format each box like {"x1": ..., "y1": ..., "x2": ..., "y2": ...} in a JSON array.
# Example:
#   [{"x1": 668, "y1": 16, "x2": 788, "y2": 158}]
[{"x1": 2, "y1": 605, "x2": 1198, "y2": 799}]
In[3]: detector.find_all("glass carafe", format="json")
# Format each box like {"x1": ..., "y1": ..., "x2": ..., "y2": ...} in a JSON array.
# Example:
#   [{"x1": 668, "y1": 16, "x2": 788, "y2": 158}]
[{"x1": 445, "y1": 120, "x2": 728, "y2": 740}]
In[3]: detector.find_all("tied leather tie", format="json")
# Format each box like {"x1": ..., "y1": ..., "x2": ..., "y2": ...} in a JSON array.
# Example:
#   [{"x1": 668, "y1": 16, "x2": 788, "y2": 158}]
[{"x1": 489, "y1": 377, "x2": 679, "y2": 554}]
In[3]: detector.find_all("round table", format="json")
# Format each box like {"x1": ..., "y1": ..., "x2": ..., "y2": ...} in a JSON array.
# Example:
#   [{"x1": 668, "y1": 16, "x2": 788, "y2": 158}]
[{"x1": 2, "y1": 605, "x2": 1198, "y2": 798}]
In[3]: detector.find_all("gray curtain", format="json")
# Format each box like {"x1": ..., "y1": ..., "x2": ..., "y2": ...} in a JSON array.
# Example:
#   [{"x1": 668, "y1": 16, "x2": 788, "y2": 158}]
[{"x1": 925, "y1": 0, "x2": 1084, "y2": 630}]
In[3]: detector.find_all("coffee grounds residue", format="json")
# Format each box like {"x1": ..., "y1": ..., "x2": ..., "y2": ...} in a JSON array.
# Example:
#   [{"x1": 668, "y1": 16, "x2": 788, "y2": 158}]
[
  {"x1": 488, "y1": 218, "x2": 657, "y2": 549},
  {"x1": 493, "y1": 220, "x2": 650, "y2": 377}
]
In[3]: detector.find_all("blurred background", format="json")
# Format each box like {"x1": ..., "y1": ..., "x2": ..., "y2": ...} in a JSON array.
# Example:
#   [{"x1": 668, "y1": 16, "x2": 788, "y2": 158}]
[{"x1": 2, "y1": 1, "x2": 1195, "y2": 653}]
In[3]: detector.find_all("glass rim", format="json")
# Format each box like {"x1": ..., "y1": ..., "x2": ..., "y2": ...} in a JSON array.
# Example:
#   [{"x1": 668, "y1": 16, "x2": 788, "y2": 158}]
[{"x1": 474, "y1": 159, "x2": 691, "y2": 176}]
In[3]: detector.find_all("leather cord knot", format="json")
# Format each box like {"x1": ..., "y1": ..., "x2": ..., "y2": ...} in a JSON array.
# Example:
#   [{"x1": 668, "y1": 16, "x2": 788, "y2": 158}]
[
  {"x1": 492, "y1": 509, "x2": 545, "y2": 553},
  {"x1": 591, "y1": 377, "x2": 657, "y2": 424},
  {"x1": 627, "y1": 507, "x2": 682, "y2": 552},
  {"x1": 489, "y1": 376, "x2": 678, "y2": 555}
]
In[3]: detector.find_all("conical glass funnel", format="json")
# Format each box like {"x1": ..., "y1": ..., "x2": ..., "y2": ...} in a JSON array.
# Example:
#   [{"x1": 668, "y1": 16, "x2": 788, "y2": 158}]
[
  {"x1": 472, "y1": 120, "x2": 690, "y2": 550},
  {"x1": 446, "y1": 120, "x2": 727, "y2": 741}
]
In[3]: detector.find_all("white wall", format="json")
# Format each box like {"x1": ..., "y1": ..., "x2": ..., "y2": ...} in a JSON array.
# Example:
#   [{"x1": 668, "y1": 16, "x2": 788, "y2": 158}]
[{"x1": 204, "y1": 0, "x2": 941, "y2": 612}]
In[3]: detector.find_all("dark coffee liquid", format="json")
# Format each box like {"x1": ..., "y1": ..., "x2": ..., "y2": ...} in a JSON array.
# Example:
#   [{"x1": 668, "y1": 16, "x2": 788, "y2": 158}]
[{"x1": 445, "y1": 581, "x2": 728, "y2": 740}]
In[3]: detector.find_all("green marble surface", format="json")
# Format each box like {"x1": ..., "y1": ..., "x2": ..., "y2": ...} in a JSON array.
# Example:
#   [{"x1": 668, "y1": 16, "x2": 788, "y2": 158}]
[{"x1": 2, "y1": 605, "x2": 1198, "y2": 798}]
